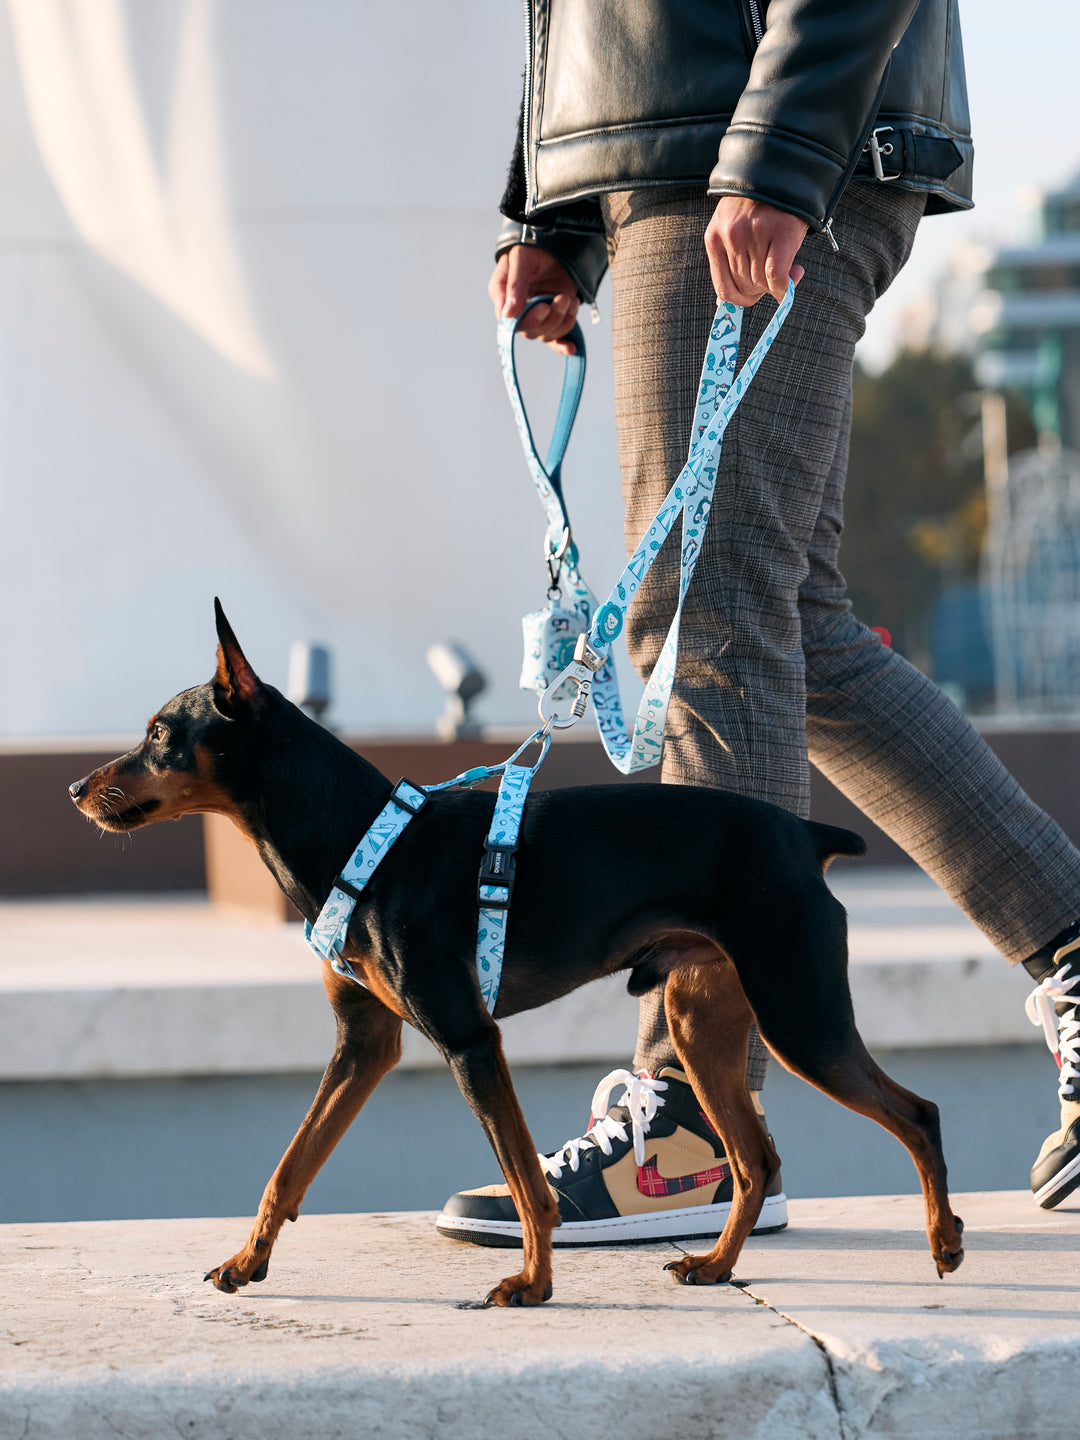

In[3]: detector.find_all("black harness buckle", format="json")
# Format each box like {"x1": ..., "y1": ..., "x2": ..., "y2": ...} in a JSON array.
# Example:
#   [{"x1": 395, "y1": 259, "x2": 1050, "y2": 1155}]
[
  {"x1": 478, "y1": 842, "x2": 518, "y2": 909},
  {"x1": 390, "y1": 778, "x2": 427, "y2": 815},
  {"x1": 333, "y1": 876, "x2": 364, "y2": 903}
]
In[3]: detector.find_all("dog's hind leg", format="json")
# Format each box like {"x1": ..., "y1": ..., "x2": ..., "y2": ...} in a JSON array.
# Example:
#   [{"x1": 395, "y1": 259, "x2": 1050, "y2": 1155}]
[
  {"x1": 733, "y1": 892, "x2": 965, "y2": 1277},
  {"x1": 447, "y1": 1028, "x2": 559, "y2": 1307},
  {"x1": 205, "y1": 979, "x2": 402, "y2": 1293},
  {"x1": 662, "y1": 959, "x2": 782, "y2": 1285}
]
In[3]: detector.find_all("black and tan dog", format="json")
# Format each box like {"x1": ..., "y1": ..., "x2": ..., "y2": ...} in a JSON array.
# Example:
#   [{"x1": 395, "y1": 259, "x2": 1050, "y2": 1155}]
[{"x1": 69, "y1": 602, "x2": 964, "y2": 1305}]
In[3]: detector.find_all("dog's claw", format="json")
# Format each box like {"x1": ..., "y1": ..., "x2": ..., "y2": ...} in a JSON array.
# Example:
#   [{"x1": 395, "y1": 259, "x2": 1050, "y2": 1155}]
[
  {"x1": 205, "y1": 1264, "x2": 248, "y2": 1294},
  {"x1": 250, "y1": 1259, "x2": 269, "y2": 1283},
  {"x1": 935, "y1": 1246, "x2": 964, "y2": 1277},
  {"x1": 482, "y1": 1279, "x2": 553, "y2": 1308},
  {"x1": 665, "y1": 1260, "x2": 732, "y2": 1287}
]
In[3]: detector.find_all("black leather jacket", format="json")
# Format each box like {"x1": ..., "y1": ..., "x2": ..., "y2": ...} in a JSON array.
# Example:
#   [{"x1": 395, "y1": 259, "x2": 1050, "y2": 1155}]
[{"x1": 498, "y1": 0, "x2": 973, "y2": 302}]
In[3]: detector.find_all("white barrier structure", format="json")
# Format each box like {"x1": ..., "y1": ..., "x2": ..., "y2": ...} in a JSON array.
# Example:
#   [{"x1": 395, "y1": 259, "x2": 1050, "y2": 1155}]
[
  {"x1": 982, "y1": 446, "x2": 1080, "y2": 714},
  {"x1": 0, "y1": 1, "x2": 624, "y2": 739}
]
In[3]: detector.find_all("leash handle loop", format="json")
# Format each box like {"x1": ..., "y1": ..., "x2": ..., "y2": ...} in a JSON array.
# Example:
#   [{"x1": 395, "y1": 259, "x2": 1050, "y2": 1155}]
[
  {"x1": 497, "y1": 297, "x2": 586, "y2": 559},
  {"x1": 585, "y1": 283, "x2": 794, "y2": 772}
]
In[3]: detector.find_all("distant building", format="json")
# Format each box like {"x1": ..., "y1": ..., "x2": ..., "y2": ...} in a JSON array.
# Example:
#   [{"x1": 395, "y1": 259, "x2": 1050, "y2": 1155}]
[
  {"x1": 910, "y1": 170, "x2": 1080, "y2": 716},
  {"x1": 970, "y1": 169, "x2": 1080, "y2": 447}
]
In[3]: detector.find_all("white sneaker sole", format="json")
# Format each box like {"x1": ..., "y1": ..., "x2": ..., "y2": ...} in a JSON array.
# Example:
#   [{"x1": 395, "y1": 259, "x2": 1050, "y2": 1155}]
[
  {"x1": 436, "y1": 1191, "x2": 788, "y2": 1248},
  {"x1": 1033, "y1": 1149, "x2": 1080, "y2": 1208}
]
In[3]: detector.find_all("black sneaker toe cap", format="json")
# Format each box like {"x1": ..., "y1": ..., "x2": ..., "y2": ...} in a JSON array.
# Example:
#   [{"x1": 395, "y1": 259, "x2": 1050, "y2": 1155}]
[
  {"x1": 440, "y1": 1188, "x2": 521, "y2": 1223},
  {"x1": 1030, "y1": 1118, "x2": 1080, "y2": 1208}
]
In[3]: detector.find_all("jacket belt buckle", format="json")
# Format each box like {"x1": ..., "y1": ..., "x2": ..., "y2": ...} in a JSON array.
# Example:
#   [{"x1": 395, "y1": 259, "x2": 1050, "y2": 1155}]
[{"x1": 865, "y1": 127, "x2": 901, "y2": 182}]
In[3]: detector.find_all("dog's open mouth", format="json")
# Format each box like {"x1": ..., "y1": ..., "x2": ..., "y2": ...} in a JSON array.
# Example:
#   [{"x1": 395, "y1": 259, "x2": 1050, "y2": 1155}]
[{"x1": 100, "y1": 799, "x2": 161, "y2": 830}]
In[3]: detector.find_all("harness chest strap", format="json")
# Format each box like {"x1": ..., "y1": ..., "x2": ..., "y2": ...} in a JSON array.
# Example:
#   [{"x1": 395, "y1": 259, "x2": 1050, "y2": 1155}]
[
  {"x1": 305, "y1": 778, "x2": 429, "y2": 982},
  {"x1": 305, "y1": 746, "x2": 544, "y2": 1013}
]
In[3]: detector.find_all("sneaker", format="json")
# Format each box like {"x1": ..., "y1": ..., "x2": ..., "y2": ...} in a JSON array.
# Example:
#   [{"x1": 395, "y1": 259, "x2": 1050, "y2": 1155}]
[
  {"x1": 1026, "y1": 941, "x2": 1080, "y2": 1208},
  {"x1": 436, "y1": 1066, "x2": 788, "y2": 1247}
]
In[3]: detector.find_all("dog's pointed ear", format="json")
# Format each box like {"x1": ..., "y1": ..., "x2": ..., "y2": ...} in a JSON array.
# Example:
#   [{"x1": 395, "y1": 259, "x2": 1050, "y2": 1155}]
[{"x1": 213, "y1": 598, "x2": 264, "y2": 716}]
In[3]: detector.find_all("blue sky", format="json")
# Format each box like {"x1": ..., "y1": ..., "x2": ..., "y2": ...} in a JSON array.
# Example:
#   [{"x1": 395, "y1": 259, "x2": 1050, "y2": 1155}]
[{"x1": 861, "y1": 0, "x2": 1080, "y2": 368}]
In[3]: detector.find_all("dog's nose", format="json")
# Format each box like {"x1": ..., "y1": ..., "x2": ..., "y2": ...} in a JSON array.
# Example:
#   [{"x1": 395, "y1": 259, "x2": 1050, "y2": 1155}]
[{"x1": 68, "y1": 777, "x2": 88, "y2": 802}]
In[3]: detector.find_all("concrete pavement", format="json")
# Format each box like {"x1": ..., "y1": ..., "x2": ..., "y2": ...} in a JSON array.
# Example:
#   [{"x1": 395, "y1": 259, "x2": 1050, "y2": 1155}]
[{"x1": 2, "y1": 1192, "x2": 1077, "y2": 1440}]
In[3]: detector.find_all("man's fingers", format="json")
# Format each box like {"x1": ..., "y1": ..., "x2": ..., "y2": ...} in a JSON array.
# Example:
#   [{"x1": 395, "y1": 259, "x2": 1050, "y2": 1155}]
[
  {"x1": 707, "y1": 232, "x2": 759, "y2": 307},
  {"x1": 518, "y1": 292, "x2": 579, "y2": 341},
  {"x1": 488, "y1": 253, "x2": 510, "y2": 317},
  {"x1": 764, "y1": 239, "x2": 806, "y2": 303},
  {"x1": 487, "y1": 246, "x2": 580, "y2": 351},
  {"x1": 706, "y1": 197, "x2": 809, "y2": 306},
  {"x1": 503, "y1": 249, "x2": 532, "y2": 317}
]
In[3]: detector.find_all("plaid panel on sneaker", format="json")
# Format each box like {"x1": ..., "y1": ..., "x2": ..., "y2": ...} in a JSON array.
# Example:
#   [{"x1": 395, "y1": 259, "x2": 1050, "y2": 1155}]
[{"x1": 436, "y1": 1066, "x2": 787, "y2": 1248}]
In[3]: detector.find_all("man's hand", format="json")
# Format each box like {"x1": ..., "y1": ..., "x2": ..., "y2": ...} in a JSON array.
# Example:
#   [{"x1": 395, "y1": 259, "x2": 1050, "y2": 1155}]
[
  {"x1": 489, "y1": 246, "x2": 581, "y2": 355},
  {"x1": 705, "y1": 197, "x2": 807, "y2": 307}
]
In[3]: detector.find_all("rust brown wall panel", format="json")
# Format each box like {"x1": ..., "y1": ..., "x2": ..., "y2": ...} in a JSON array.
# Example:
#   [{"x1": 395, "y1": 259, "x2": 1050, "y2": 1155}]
[{"x1": 0, "y1": 752, "x2": 206, "y2": 896}]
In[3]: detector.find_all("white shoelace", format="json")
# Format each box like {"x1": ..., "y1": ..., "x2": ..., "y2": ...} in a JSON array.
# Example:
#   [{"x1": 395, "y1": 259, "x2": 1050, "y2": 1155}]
[
  {"x1": 1026, "y1": 960, "x2": 1080, "y2": 1100},
  {"x1": 539, "y1": 1069, "x2": 669, "y2": 1179}
]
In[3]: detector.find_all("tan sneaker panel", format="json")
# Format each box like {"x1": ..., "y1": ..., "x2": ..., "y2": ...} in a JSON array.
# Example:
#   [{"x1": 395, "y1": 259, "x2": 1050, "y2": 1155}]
[{"x1": 602, "y1": 1126, "x2": 730, "y2": 1216}]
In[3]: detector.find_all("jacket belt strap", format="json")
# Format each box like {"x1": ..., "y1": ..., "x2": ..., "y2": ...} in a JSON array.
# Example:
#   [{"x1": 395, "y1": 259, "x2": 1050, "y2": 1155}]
[{"x1": 857, "y1": 126, "x2": 963, "y2": 183}]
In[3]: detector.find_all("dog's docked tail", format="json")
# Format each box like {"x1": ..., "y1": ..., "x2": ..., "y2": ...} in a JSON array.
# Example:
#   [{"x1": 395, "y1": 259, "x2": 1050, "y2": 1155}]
[{"x1": 807, "y1": 820, "x2": 867, "y2": 870}]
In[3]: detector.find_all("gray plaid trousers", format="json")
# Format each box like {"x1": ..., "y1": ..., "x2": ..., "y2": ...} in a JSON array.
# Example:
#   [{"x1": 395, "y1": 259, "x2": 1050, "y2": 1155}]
[{"x1": 597, "y1": 182, "x2": 1080, "y2": 1083}]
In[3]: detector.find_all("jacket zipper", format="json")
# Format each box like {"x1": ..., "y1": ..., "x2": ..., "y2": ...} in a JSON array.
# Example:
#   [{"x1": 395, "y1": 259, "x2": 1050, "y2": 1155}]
[
  {"x1": 747, "y1": 0, "x2": 764, "y2": 45},
  {"x1": 522, "y1": 1, "x2": 534, "y2": 210},
  {"x1": 820, "y1": 58, "x2": 894, "y2": 253}
]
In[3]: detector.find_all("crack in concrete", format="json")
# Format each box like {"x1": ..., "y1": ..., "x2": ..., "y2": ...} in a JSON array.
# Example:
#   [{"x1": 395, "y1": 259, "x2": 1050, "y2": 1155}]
[{"x1": 731, "y1": 1278, "x2": 851, "y2": 1440}]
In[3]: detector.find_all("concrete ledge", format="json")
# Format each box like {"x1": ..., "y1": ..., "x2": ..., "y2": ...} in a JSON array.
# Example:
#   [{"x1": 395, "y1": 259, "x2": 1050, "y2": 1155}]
[
  {"x1": 0, "y1": 869, "x2": 1038, "y2": 1081},
  {"x1": 2, "y1": 1192, "x2": 1078, "y2": 1440}
]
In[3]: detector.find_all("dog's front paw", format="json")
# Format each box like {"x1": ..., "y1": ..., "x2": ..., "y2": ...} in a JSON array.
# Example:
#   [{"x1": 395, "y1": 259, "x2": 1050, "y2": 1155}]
[
  {"x1": 664, "y1": 1256, "x2": 732, "y2": 1286},
  {"x1": 483, "y1": 1273, "x2": 553, "y2": 1308},
  {"x1": 204, "y1": 1244, "x2": 270, "y2": 1294},
  {"x1": 931, "y1": 1214, "x2": 964, "y2": 1277}
]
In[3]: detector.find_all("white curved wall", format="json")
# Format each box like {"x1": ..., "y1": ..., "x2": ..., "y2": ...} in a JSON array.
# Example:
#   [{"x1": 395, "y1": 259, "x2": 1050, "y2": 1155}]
[{"x1": 0, "y1": 0, "x2": 625, "y2": 737}]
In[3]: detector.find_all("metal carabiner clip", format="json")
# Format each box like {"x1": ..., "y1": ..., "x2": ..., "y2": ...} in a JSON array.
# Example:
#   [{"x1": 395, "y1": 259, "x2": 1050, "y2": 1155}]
[
  {"x1": 537, "y1": 633, "x2": 606, "y2": 730},
  {"x1": 545, "y1": 526, "x2": 573, "y2": 593}
]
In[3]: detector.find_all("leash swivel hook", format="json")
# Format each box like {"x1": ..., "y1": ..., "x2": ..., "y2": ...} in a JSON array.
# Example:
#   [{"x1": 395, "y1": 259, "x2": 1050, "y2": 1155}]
[
  {"x1": 537, "y1": 632, "x2": 607, "y2": 729},
  {"x1": 545, "y1": 526, "x2": 573, "y2": 596}
]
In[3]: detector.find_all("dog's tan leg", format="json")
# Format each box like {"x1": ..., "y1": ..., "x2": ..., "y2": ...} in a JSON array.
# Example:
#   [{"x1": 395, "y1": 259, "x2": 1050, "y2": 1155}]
[
  {"x1": 205, "y1": 979, "x2": 402, "y2": 1293},
  {"x1": 731, "y1": 905, "x2": 965, "y2": 1277},
  {"x1": 772, "y1": 1039, "x2": 965, "y2": 1276},
  {"x1": 662, "y1": 960, "x2": 781, "y2": 1285},
  {"x1": 447, "y1": 1028, "x2": 559, "y2": 1306}
]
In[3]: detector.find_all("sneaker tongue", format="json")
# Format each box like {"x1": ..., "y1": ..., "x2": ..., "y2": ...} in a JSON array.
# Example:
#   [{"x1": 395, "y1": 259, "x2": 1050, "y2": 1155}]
[{"x1": 657, "y1": 1066, "x2": 689, "y2": 1084}]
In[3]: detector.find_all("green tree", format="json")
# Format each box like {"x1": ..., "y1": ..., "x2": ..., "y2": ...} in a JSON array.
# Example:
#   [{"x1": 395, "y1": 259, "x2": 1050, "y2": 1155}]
[{"x1": 844, "y1": 351, "x2": 1035, "y2": 666}]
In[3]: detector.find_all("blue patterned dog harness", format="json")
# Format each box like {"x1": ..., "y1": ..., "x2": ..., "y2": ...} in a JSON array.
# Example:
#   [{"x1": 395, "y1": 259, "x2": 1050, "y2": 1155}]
[{"x1": 305, "y1": 731, "x2": 551, "y2": 1013}]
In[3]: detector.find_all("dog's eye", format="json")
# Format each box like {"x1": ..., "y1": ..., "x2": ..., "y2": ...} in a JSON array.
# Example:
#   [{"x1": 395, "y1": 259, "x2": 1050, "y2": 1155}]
[{"x1": 149, "y1": 723, "x2": 167, "y2": 743}]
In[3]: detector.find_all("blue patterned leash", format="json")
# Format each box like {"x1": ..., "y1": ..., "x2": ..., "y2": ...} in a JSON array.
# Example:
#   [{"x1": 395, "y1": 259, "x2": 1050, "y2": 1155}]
[
  {"x1": 305, "y1": 729, "x2": 551, "y2": 1013},
  {"x1": 500, "y1": 281, "x2": 794, "y2": 772},
  {"x1": 306, "y1": 286, "x2": 792, "y2": 1011}
]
